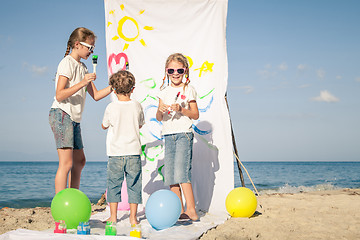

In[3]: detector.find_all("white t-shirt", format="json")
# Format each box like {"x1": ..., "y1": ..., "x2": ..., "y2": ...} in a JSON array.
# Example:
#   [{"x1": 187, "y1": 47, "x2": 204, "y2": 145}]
[
  {"x1": 51, "y1": 55, "x2": 87, "y2": 123},
  {"x1": 157, "y1": 85, "x2": 197, "y2": 135},
  {"x1": 102, "y1": 100, "x2": 145, "y2": 156}
]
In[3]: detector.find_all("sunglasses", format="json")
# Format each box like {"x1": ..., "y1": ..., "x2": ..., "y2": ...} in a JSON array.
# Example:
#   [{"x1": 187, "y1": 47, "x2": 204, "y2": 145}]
[
  {"x1": 80, "y1": 42, "x2": 95, "y2": 52},
  {"x1": 166, "y1": 68, "x2": 186, "y2": 75}
]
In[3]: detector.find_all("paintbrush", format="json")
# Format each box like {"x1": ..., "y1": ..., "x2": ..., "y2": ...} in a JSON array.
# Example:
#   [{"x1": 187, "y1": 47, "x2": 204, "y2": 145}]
[
  {"x1": 168, "y1": 92, "x2": 181, "y2": 115},
  {"x1": 92, "y1": 55, "x2": 98, "y2": 74}
]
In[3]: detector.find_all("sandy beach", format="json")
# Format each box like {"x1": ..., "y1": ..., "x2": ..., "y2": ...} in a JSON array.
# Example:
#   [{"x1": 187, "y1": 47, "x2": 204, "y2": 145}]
[
  {"x1": 200, "y1": 188, "x2": 360, "y2": 240},
  {"x1": 1, "y1": 189, "x2": 359, "y2": 239},
  {"x1": 0, "y1": 204, "x2": 106, "y2": 235}
]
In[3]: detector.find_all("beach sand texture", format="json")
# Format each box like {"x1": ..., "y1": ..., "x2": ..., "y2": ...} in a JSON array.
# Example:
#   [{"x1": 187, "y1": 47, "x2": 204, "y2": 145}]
[
  {"x1": 0, "y1": 205, "x2": 106, "y2": 235},
  {"x1": 1, "y1": 189, "x2": 359, "y2": 239},
  {"x1": 200, "y1": 188, "x2": 360, "y2": 240}
]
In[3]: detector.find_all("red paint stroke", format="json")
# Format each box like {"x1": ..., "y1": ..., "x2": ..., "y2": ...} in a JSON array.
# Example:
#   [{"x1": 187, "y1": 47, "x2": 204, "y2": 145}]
[{"x1": 108, "y1": 52, "x2": 129, "y2": 75}]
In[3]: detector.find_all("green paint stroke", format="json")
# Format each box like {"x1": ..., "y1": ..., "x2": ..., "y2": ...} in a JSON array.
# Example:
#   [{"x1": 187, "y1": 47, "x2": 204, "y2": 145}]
[
  {"x1": 141, "y1": 144, "x2": 164, "y2": 161},
  {"x1": 158, "y1": 164, "x2": 165, "y2": 182},
  {"x1": 199, "y1": 88, "x2": 215, "y2": 99},
  {"x1": 140, "y1": 94, "x2": 157, "y2": 104},
  {"x1": 140, "y1": 78, "x2": 157, "y2": 89},
  {"x1": 140, "y1": 131, "x2": 155, "y2": 142}
]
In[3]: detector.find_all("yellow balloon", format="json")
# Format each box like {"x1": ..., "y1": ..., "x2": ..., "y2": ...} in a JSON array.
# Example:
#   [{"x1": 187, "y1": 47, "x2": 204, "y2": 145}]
[{"x1": 225, "y1": 187, "x2": 257, "y2": 217}]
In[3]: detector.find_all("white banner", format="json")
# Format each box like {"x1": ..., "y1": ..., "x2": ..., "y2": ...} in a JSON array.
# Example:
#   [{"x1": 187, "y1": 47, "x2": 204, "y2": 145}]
[{"x1": 104, "y1": 0, "x2": 233, "y2": 213}]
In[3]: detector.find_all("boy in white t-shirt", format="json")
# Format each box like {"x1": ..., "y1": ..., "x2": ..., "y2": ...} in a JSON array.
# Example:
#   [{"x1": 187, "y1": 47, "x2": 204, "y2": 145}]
[{"x1": 102, "y1": 70, "x2": 145, "y2": 225}]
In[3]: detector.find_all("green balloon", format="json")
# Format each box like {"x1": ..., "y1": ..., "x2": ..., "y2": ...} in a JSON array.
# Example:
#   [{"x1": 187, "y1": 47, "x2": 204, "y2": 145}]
[{"x1": 51, "y1": 188, "x2": 92, "y2": 229}]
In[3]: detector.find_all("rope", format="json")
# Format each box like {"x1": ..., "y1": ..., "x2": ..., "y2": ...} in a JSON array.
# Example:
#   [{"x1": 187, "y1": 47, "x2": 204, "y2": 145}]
[{"x1": 234, "y1": 152, "x2": 260, "y2": 196}]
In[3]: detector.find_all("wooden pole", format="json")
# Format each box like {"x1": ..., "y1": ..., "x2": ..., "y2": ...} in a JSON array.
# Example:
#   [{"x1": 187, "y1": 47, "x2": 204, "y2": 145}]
[{"x1": 225, "y1": 93, "x2": 245, "y2": 187}]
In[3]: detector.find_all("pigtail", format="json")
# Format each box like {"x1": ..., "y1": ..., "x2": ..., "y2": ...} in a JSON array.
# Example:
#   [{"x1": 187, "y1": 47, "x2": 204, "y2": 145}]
[
  {"x1": 160, "y1": 76, "x2": 166, "y2": 90},
  {"x1": 183, "y1": 71, "x2": 190, "y2": 91},
  {"x1": 64, "y1": 44, "x2": 71, "y2": 57},
  {"x1": 160, "y1": 71, "x2": 170, "y2": 90}
]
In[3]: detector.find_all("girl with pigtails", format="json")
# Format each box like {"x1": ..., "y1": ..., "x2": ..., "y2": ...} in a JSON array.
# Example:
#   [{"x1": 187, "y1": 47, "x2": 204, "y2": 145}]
[
  {"x1": 156, "y1": 53, "x2": 199, "y2": 221},
  {"x1": 49, "y1": 27, "x2": 112, "y2": 194}
]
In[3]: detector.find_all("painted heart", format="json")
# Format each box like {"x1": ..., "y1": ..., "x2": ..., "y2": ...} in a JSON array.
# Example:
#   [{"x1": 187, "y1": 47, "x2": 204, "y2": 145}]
[{"x1": 108, "y1": 52, "x2": 129, "y2": 75}]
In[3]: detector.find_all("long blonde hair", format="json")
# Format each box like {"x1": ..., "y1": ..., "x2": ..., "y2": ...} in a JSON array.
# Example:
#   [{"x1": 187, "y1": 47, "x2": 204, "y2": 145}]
[
  {"x1": 64, "y1": 27, "x2": 96, "y2": 57},
  {"x1": 161, "y1": 53, "x2": 190, "y2": 91}
]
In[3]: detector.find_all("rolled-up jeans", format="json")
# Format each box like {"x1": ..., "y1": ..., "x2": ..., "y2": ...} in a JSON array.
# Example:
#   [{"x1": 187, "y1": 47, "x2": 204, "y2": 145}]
[
  {"x1": 164, "y1": 132, "x2": 193, "y2": 186},
  {"x1": 107, "y1": 155, "x2": 142, "y2": 204}
]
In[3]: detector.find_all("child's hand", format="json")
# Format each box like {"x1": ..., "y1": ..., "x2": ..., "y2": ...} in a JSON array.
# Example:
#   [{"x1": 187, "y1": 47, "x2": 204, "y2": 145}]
[
  {"x1": 158, "y1": 103, "x2": 169, "y2": 113},
  {"x1": 170, "y1": 103, "x2": 182, "y2": 113},
  {"x1": 83, "y1": 73, "x2": 96, "y2": 83}
]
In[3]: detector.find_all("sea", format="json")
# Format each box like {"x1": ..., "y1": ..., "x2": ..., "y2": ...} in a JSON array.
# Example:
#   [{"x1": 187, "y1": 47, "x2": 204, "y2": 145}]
[{"x1": 0, "y1": 161, "x2": 359, "y2": 209}]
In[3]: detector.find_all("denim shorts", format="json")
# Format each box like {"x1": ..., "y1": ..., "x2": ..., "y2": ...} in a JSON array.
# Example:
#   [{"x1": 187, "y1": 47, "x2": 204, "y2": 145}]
[
  {"x1": 107, "y1": 155, "x2": 142, "y2": 204},
  {"x1": 164, "y1": 132, "x2": 194, "y2": 186},
  {"x1": 49, "y1": 108, "x2": 83, "y2": 149}
]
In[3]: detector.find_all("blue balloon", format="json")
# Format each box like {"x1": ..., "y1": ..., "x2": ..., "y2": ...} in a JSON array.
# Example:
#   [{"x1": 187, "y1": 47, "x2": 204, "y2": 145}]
[{"x1": 145, "y1": 189, "x2": 181, "y2": 230}]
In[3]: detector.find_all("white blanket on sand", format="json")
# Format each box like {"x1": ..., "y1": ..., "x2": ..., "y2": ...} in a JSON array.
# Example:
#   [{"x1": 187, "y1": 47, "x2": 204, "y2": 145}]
[{"x1": 0, "y1": 208, "x2": 228, "y2": 239}]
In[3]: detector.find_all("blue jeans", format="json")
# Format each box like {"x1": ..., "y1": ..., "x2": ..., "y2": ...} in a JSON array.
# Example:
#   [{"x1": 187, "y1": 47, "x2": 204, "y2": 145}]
[
  {"x1": 164, "y1": 132, "x2": 194, "y2": 186},
  {"x1": 107, "y1": 155, "x2": 142, "y2": 204},
  {"x1": 49, "y1": 108, "x2": 83, "y2": 149}
]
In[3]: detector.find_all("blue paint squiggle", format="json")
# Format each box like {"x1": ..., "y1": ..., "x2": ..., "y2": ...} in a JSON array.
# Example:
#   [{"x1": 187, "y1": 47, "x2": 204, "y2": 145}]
[
  {"x1": 149, "y1": 118, "x2": 162, "y2": 140},
  {"x1": 144, "y1": 104, "x2": 158, "y2": 113},
  {"x1": 199, "y1": 96, "x2": 213, "y2": 113},
  {"x1": 193, "y1": 124, "x2": 211, "y2": 135}
]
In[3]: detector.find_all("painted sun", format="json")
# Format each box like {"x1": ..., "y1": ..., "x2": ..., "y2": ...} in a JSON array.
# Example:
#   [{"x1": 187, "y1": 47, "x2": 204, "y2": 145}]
[{"x1": 108, "y1": 4, "x2": 154, "y2": 51}]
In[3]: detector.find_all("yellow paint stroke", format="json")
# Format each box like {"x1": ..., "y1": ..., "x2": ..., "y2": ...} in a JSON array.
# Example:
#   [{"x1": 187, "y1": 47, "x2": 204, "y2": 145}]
[
  {"x1": 185, "y1": 56, "x2": 194, "y2": 68},
  {"x1": 118, "y1": 16, "x2": 140, "y2": 42},
  {"x1": 194, "y1": 61, "x2": 214, "y2": 77},
  {"x1": 111, "y1": 5, "x2": 154, "y2": 50},
  {"x1": 123, "y1": 43, "x2": 129, "y2": 51},
  {"x1": 143, "y1": 26, "x2": 154, "y2": 30},
  {"x1": 109, "y1": 10, "x2": 115, "y2": 15},
  {"x1": 139, "y1": 39, "x2": 146, "y2": 46}
]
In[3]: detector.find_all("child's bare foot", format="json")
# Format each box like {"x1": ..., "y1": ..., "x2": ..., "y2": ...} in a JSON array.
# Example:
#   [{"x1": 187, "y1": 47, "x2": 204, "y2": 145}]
[
  {"x1": 104, "y1": 216, "x2": 117, "y2": 223},
  {"x1": 183, "y1": 211, "x2": 199, "y2": 221},
  {"x1": 129, "y1": 216, "x2": 139, "y2": 226}
]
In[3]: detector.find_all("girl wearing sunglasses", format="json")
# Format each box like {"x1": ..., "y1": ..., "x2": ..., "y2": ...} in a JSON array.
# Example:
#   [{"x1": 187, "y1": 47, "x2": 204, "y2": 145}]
[
  {"x1": 49, "y1": 27, "x2": 112, "y2": 194},
  {"x1": 156, "y1": 53, "x2": 199, "y2": 221}
]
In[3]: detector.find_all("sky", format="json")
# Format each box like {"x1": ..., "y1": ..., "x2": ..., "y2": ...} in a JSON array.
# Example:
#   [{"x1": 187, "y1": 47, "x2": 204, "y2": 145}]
[{"x1": 0, "y1": 0, "x2": 359, "y2": 162}]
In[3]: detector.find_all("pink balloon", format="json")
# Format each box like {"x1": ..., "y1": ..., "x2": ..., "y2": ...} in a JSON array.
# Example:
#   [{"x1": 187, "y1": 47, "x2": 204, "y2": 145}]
[{"x1": 105, "y1": 179, "x2": 130, "y2": 211}]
